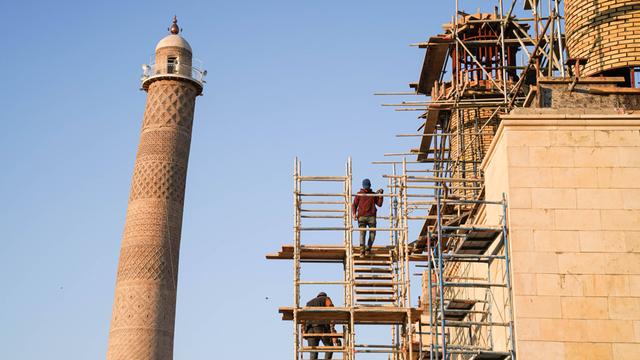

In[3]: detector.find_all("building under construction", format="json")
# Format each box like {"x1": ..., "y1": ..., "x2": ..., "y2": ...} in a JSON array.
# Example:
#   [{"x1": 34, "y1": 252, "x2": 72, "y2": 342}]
[{"x1": 268, "y1": 1, "x2": 640, "y2": 359}]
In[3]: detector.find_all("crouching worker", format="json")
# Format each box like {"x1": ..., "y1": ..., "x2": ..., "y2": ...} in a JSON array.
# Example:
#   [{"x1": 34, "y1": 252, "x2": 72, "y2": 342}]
[
  {"x1": 305, "y1": 292, "x2": 340, "y2": 359},
  {"x1": 352, "y1": 178, "x2": 384, "y2": 256}
]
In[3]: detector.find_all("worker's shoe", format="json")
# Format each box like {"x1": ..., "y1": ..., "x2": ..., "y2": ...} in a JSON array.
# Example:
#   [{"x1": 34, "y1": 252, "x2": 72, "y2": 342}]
[{"x1": 366, "y1": 240, "x2": 374, "y2": 255}]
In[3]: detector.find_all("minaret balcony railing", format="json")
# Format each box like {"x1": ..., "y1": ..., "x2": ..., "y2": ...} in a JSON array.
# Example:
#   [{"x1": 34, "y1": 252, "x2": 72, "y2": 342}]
[{"x1": 141, "y1": 63, "x2": 206, "y2": 89}]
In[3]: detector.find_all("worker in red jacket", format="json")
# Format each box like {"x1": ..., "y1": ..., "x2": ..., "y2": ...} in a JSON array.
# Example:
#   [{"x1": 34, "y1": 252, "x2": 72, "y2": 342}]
[{"x1": 352, "y1": 178, "x2": 384, "y2": 256}]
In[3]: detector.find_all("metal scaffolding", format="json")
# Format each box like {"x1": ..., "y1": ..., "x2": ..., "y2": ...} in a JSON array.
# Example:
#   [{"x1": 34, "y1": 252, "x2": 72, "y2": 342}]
[
  {"x1": 269, "y1": 1, "x2": 570, "y2": 359},
  {"x1": 268, "y1": 158, "x2": 515, "y2": 360},
  {"x1": 373, "y1": 4, "x2": 569, "y2": 356},
  {"x1": 269, "y1": 158, "x2": 420, "y2": 359},
  {"x1": 427, "y1": 194, "x2": 515, "y2": 360},
  {"x1": 373, "y1": 159, "x2": 514, "y2": 360},
  {"x1": 382, "y1": 0, "x2": 567, "y2": 194}
]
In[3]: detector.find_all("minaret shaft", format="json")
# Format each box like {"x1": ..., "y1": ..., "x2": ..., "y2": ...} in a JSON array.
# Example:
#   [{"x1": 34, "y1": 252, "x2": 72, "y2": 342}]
[
  {"x1": 107, "y1": 80, "x2": 198, "y2": 360},
  {"x1": 107, "y1": 17, "x2": 202, "y2": 359}
]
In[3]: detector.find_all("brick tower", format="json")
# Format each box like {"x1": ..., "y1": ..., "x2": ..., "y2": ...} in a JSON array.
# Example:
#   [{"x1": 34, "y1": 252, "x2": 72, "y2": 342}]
[
  {"x1": 107, "y1": 17, "x2": 205, "y2": 360},
  {"x1": 565, "y1": 0, "x2": 640, "y2": 81}
]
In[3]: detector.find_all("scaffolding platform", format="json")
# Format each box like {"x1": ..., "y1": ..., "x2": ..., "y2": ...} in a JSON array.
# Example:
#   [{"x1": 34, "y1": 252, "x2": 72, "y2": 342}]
[
  {"x1": 454, "y1": 229, "x2": 501, "y2": 255},
  {"x1": 278, "y1": 306, "x2": 422, "y2": 325},
  {"x1": 266, "y1": 245, "x2": 395, "y2": 262},
  {"x1": 442, "y1": 299, "x2": 476, "y2": 321},
  {"x1": 469, "y1": 351, "x2": 510, "y2": 360},
  {"x1": 409, "y1": 341, "x2": 443, "y2": 359},
  {"x1": 279, "y1": 307, "x2": 422, "y2": 325}
]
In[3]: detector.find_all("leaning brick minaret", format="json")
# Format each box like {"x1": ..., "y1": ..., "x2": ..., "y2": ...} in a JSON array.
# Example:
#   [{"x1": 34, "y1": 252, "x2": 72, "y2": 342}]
[{"x1": 107, "y1": 17, "x2": 204, "y2": 360}]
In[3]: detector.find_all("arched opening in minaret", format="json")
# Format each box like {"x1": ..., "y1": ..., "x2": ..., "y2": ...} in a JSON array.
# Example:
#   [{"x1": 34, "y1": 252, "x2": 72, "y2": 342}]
[{"x1": 167, "y1": 56, "x2": 178, "y2": 74}]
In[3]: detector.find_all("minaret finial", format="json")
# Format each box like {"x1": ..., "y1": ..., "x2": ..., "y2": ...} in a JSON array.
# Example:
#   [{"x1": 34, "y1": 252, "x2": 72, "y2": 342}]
[{"x1": 169, "y1": 15, "x2": 180, "y2": 34}]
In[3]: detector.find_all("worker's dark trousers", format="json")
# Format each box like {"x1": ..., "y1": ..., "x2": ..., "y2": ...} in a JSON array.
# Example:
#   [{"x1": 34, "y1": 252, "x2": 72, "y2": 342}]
[
  {"x1": 358, "y1": 216, "x2": 376, "y2": 250},
  {"x1": 307, "y1": 326, "x2": 333, "y2": 360}
]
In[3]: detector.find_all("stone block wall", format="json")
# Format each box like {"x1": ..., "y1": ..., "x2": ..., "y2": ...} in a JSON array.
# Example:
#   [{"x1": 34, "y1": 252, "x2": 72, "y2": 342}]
[{"x1": 483, "y1": 111, "x2": 640, "y2": 359}]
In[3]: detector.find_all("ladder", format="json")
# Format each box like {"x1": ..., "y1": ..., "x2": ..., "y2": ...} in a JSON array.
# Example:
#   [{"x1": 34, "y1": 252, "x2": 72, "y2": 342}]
[{"x1": 353, "y1": 250, "x2": 397, "y2": 306}]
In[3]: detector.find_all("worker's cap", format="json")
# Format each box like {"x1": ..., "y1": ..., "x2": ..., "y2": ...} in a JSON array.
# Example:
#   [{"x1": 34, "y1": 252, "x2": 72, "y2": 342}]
[
  {"x1": 317, "y1": 292, "x2": 328, "y2": 297},
  {"x1": 362, "y1": 179, "x2": 371, "y2": 188}
]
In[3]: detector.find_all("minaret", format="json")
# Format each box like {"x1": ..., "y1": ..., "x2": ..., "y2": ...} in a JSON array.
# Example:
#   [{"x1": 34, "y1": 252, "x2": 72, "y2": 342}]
[{"x1": 107, "y1": 17, "x2": 205, "y2": 360}]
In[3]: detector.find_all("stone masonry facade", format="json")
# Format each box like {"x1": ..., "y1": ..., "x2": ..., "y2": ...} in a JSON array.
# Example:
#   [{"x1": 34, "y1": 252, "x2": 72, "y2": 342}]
[{"x1": 483, "y1": 111, "x2": 640, "y2": 360}]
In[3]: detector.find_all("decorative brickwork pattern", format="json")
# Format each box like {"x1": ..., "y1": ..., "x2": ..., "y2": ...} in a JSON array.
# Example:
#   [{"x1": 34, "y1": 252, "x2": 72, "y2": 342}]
[
  {"x1": 136, "y1": 130, "x2": 191, "y2": 165},
  {"x1": 110, "y1": 284, "x2": 176, "y2": 329},
  {"x1": 116, "y1": 245, "x2": 174, "y2": 282},
  {"x1": 565, "y1": 0, "x2": 640, "y2": 76},
  {"x1": 143, "y1": 82, "x2": 197, "y2": 132},
  {"x1": 121, "y1": 201, "x2": 183, "y2": 246},
  {"x1": 129, "y1": 161, "x2": 187, "y2": 202},
  {"x1": 108, "y1": 70, "x2": 197, "y2": 359},
  {"x1": 107, "y1": 328, "x2": 173, "y2": 360}
]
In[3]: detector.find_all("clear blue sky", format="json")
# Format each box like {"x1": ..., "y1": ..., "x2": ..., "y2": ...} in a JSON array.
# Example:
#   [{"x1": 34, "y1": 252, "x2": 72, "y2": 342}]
[{"x1": 0, "y1": 0, "x2": 486, "y2": 358}]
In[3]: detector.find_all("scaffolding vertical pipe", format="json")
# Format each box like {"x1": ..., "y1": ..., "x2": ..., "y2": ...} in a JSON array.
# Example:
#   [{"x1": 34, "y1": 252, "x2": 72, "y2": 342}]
[
  {"x1": 347, "y1": 158, "x2": 355, "y2": 360},
  {"x1": 391, "y1": 168, "x2": 399, "y2": 358},
  {"x1": 393, "y1": 164, "x2": 400, "y2": 254},
  {"x1": 400, "y1": 166, "x2": 406, "y2": 360},
  {"x1": 428, "y1": 247, "x2": 435, "y2": 360},
  {"x1": 436, "y1": 186, "x2": 448, "y2": 359},
  {"x1": 430, "y1": 119, "x2": 441, "y2": 360},
  {"x1": 401, "y1": 160, "x2": 408, "y2": 309},
  {"x1": 390, "y1": 165, "x2": 396, "y2": 249},
  {"x1": 487, "y1": 256, "x2": 494, "y2": 351},
  {"x1": 402, "y1": 158, "x2": 413, "y2": 360},
  {"x1": 293, "y1": 157, "x2": 301, "y2": 360},
  {"x1": 456, "y1": 108, "x2": 464, "y2": 200},
  {"x1": 391, "y1": 163, "x2": 402, "y2": 360},
  {"x1": 418, "y1": 316, "x2": 424, "y2": 360},
  {"x1": 472, "y1": 108, "x2": 481, "y2": 199},
  {"x1": 501, "y1": 192, "x2": 516, "y2": 360},
  {"x1": 345, "y1": 158, "x2": 351, "y2": 309},
  {"x1": 454, "y1": 0, "x2": 460, "y2": 94},
  {"x1": 344, "y1": 161, "x2": 349, "y2": 312},
  {"x1": 499, "y1": 0, "x2": 508, "y2": 102},
  {"x1": 534, "y1": 0, "x2": 541, "y2": 79},
  {"x1": 554, "y1": 0, "x2": 566, "y2": 77},
  {"x1": 548, "y1": 0, "x2": 555, "y2": 76}
]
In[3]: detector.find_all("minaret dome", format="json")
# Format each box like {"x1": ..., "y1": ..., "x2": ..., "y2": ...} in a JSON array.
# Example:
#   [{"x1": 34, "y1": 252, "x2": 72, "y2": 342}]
[
  {"x1": 155, "y1": 16, "x2": 192, "y2": 53},
  {"x1": 141, "y1": 16, "x2": 205, "y2": 93},
  {"x1": 155, "y1": 35, "x2": 192, "y2": 53}
]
